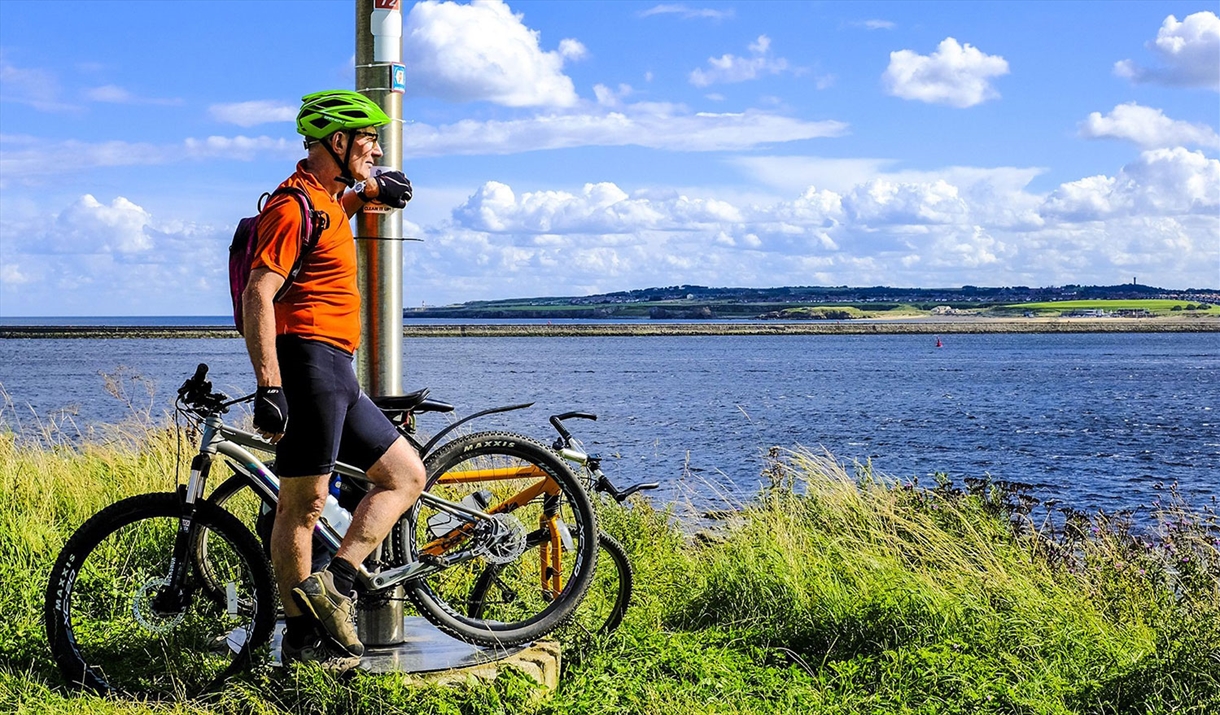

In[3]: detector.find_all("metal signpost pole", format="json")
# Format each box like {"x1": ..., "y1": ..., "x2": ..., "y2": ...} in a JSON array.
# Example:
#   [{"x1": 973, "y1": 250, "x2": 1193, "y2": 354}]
[
  {"x1": 354, "y1": 0, "x2": 405, "y2": 398},
  {"x1": 355, "y1": 0, "x2": 407, "y2": 646}
]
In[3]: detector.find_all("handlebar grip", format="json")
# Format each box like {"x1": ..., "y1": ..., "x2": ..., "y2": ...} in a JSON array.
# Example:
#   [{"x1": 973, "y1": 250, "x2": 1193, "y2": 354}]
[
  {"x1": 191, "y1": 363, "x2": 209, "y2": 384},
  {"x1": 549, "y1": 411, "x2": 597, "y2": 442}
]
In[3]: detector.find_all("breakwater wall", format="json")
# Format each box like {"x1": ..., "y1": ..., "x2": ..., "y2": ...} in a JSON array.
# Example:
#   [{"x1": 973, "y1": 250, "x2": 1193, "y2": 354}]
[{"x1": 2, "y1": 318, "x2": 1216, "y2": 339}]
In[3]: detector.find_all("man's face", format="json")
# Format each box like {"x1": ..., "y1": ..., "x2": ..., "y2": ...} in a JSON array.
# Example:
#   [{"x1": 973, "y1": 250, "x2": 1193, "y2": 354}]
[{"x1": 343, "y1": 128, "x2": 383, "y2": 181}]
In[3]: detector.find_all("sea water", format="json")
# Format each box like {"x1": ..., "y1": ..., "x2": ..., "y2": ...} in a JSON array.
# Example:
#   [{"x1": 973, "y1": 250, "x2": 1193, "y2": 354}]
[{"x1": 1, "y1": 332, "x2": 1215, "y2": 514}]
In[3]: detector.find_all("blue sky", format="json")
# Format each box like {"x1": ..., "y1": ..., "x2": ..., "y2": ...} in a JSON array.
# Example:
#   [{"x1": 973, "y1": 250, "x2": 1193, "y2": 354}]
[{"x1": 1, "y1": 1, "x2": 1217, "y2": 316}]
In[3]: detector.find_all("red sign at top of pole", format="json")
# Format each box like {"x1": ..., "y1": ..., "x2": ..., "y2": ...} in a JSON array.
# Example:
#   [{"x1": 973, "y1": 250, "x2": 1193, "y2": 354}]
[{"x1": 374, "y1": 0, "x2": 400, "y2": 9}]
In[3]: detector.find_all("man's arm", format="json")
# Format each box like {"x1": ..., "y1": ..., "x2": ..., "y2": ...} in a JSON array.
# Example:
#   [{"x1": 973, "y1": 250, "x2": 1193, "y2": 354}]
[
  {"x1": 341, "y1": 172, "x2": 411, "y2": 217},
  {"x1": 243, "y1": 268, "x2": 285, "y2": 386},
  {"x1": 341, "y1": 186, "x2": 370, "y2": 217},
  {"x1": 243, "y1": 268, "x2": 289, "y2": 442}
]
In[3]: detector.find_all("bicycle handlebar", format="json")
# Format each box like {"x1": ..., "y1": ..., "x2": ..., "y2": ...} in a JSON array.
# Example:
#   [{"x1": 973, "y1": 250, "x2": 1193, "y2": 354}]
[
  {"x1": 549, "y1": 411, "x2": 597, "y2": 445},
  {"x1": 597, "y1": 476, "x2": 660, "y2": 504},
  {"x1": 548, "y1": 411, "x2": 659, "y2": 503},
  {"x1": 177, "y1": 363, "x2": 231, "y2": 414}
]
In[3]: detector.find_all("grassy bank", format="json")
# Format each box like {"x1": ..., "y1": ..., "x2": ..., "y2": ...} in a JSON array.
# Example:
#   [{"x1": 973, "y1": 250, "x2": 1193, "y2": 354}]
[
  {"x1": 1002, "y1": 300, "x2": 1220, "y2": 316},
  {"x1": 1, "y1": 418, "x2": 1217, "y2": 714}
]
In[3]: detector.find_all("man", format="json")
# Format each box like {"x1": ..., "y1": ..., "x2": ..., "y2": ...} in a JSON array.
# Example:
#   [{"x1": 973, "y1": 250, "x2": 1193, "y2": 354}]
[{"x1": 243, "y1": 90, "x2": 425, "y2": 669}]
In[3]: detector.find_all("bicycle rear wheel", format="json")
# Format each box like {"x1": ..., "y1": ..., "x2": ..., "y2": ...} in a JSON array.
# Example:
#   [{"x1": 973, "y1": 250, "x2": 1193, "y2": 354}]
[
  {"x1": 398, "y1": 432, "x2": 598, "y2": 646},
  {"x1": 44, "y1": 492, "x2": 275, "y2": 695}
]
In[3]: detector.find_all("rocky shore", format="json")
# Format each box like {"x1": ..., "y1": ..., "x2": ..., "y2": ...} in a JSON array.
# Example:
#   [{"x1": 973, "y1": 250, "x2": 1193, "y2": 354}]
[{"x1": 2, "y1": 317, "x2": 1216, "y2": 339}]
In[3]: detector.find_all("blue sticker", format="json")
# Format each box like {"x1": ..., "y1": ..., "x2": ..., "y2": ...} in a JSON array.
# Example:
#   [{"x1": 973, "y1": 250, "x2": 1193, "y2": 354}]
[{"x1": 391, "y1": 63, "x2": 406, "y2": 94}]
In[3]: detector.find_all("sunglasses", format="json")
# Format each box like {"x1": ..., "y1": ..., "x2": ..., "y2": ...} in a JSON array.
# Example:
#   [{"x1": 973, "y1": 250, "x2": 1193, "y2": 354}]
[{"x1": 354, "y1": 130, "x2": 381, "y2": 145}]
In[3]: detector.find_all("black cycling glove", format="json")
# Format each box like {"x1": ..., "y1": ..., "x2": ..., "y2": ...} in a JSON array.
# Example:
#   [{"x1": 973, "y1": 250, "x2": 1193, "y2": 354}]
[
  {"x1": 372, "y1": 171, "x2": 413, "y2": 209},
  {"x1": 253, "y1": 386, "x2": 288, "y2": 435}
]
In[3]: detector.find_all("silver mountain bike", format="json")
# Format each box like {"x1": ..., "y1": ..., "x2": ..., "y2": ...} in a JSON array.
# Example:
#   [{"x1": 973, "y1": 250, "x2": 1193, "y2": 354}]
[{"x1": 44, "y1": 364, "x2": 598, "y2": 695}]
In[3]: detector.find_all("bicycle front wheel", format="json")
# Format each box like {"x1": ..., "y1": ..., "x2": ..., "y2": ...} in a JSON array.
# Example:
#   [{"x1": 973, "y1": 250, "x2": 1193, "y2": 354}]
[
  {"x1": 475, "y1": 530, "x2": 633, "y2": 639},
  {"x1": 44, "y1": 492, "x2": 276, "y2": 695},
  {"x1": 398, "y1": 432, "x2": 598, "y2": 646}
]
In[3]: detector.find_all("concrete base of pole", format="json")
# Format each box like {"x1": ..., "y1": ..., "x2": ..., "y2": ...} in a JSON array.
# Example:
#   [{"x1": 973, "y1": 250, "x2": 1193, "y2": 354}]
[{"x1": 270, "y1": 617, "x2": 561, "y2": 690}]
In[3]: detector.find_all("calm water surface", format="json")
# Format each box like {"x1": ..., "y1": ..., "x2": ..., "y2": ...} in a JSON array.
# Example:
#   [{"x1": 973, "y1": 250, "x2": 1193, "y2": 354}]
[{"x1": 0, "y1": 333, "x2": 1216, "y2": 514}]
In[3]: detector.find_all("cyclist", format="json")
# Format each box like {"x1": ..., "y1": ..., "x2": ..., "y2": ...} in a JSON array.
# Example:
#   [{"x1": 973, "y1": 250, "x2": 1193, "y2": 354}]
[{"x1": 242, "y1": 90, "x2": 422, "y2": 670}]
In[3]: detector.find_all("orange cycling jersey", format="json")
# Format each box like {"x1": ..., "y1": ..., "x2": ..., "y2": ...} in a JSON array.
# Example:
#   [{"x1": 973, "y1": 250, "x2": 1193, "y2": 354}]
[{"x1": 251, "y1": 161, "x2": 361, "y2": 353}]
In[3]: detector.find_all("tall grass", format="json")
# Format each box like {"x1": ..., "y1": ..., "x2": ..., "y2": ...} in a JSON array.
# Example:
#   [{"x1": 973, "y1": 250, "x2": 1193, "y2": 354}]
[{"x1": 1, "y1": 408, "x2": 1216, "y2": 714}]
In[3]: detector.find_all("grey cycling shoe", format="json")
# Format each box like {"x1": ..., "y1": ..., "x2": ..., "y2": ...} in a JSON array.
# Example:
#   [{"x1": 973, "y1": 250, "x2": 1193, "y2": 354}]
[
  {"x1": 281, "y1": 634, "x2": 361, "y2": 672},
  {"x1": 291, "y1": 571, "x2": 364, "y2": 657}
]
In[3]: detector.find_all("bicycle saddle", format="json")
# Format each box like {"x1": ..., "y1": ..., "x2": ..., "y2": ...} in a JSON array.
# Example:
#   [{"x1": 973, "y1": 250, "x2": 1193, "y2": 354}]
[{"x1": 371, "y1": 389, "x2": 454, "y2": 415}]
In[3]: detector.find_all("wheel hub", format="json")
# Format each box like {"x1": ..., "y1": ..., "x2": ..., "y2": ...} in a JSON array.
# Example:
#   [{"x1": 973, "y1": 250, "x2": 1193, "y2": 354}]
[
  {"x1": 132, "y1": 578, "x2": 188, "y2": 634},
  {"x1": 477, "y1": 513, "x2": 528, "y2": 565}
]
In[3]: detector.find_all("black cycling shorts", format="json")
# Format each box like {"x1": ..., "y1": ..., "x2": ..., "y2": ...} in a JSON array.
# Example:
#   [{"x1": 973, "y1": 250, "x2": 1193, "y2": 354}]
[{"x1": 274, "y1": 335, "x2": 401, "y2": 478}]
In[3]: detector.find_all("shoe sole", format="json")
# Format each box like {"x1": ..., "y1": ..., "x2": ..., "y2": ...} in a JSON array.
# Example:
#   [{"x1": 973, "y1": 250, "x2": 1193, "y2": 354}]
[
  {"x1": 290, "y1": 587, "x2": 364, "y2": 658},
  {"x1": 281, "y1": 648, "x2": 361, "y2": 672}
]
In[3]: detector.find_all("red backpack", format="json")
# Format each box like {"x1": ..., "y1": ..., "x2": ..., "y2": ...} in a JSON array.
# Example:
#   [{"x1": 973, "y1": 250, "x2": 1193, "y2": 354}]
[{"x1": 228, "y1": 187, "x2": 326, "y2": 335}]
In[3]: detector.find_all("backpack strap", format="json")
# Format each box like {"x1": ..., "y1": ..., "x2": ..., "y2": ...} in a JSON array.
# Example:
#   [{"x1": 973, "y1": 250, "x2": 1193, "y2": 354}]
[{"x1": 261, "y1": 187, "x2": 327, "y2": 302}]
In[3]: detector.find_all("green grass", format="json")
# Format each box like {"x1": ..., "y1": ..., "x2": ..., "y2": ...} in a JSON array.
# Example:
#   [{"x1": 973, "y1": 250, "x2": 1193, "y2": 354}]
[
  {"x1": 2, "y1": 413, "x2": 1217, "y2": 714},
  {"x1": 1002, "y1": 299, "x2": 1220, "y2": 315}
]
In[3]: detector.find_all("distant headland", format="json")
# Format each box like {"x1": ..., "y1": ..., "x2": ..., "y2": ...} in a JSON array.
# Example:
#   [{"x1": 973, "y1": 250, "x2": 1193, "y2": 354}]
[
  {"x1": 406, "y1": 282, "x2": 1220, "y2": 321},
  {"x1": 3, "y1": 283, "x2": 1217, "y2": 338}
]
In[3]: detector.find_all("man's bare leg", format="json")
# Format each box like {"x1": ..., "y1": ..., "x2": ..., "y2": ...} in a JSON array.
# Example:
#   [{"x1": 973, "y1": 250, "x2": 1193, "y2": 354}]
[
  {"x1": 270, "y1": 474, "x2": 329, "y2": 617},
  {"x1": 333, "y1": 437, "x2": 427, "y2": 567}
]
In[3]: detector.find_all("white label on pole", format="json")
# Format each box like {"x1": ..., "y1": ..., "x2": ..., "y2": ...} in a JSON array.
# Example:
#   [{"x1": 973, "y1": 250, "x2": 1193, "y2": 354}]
[
  {"x1": 362, "y1": 203, "x2": 393, "y2": 214},
  {"x1": 371, "y1": 3, "x2": 402, "y2": 64}
]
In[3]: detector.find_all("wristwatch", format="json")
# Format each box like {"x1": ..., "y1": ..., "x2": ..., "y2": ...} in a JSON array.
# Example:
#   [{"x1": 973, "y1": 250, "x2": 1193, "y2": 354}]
[{"x1": 354, "y1": 178, "x2": 376, "y2": 201}]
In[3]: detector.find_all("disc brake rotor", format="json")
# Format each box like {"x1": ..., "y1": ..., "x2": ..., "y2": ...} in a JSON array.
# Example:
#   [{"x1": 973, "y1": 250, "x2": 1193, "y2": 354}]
[
  {"x1": 479, "y1": 513, "x2": 528, "y2": 565},
  {"x1": 132, "y1": 578, "x2": 187, "y2": 634}
]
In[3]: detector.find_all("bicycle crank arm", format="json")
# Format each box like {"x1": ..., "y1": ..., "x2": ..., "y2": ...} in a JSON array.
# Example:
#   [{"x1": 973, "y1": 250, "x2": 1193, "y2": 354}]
[{"x1": 366, "y1": 546, "x2": 486, "y2": 590}]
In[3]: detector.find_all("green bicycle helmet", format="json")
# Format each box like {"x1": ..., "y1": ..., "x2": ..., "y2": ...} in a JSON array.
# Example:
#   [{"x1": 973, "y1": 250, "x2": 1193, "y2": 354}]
[
  {"x1": 296, "y1": 89, "x2": 390, "y2": 139},
  {"x1": 297, "y1": 90, "x2": 390, "y2": 186}
]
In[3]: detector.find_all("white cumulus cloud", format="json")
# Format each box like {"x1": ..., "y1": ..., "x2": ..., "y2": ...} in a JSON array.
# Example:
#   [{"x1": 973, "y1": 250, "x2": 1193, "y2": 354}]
[
  {"x1": 452, "y1": 181, "x2": 742, "y2": 234},
  {"x1": 209, "y1": 100, "x2": 297, "y2": 127},
  {"x1": 1080, "y1": 103, "x2": 1220, "y2": 149},
  {"x1": 689, "y1": 35, "x2": 793, "y2": 87},
  {"x1": 883, "y1": 38, "x2": 1009, "y2": 108},
  {"x1": 844, "y1": 179, "x2": 970, "y2": 225},
  {"x1": 1114, "y1": 11, "x2": 1220, "y2": 90},
  {"x1": 402, "y1": 0, "x2": 581, "y2": 107},
  {"x1": 1042, "y1": 147, "x2": 1220, "y2": 220},
  {"x1": 0, "y1": 195, "x2": 230, "y2": 315}
]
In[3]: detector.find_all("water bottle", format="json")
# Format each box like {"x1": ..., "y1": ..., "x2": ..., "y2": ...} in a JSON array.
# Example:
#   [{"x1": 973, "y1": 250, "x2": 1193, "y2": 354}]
[
  {"x1": 320, "y1": 492, "x2": 352, "y2": 537},
  {"x1": 427, "y1": 489, "x2": 493, "y2": 539}
]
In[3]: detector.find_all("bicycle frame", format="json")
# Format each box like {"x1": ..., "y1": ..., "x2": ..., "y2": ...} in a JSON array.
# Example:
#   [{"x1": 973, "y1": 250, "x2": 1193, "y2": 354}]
[{"x1": 188, "y1": 413, "x2": 567, "y2": 594}]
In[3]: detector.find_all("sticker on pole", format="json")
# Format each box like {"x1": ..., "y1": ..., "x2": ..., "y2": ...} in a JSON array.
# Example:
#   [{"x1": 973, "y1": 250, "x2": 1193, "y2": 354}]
[
  {"x1": 374, "y1": 0, "x2": 400, "y2": 9},
  {"x1": 391, "y1": 63, "x2": 406, "y2": 94},
  {"x1": 362, "y1": 203, "x2": 393, "y2": 214}
]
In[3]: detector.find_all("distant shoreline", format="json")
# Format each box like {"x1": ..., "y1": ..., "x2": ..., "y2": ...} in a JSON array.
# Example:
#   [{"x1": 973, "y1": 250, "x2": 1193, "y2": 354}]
[{"x1": 2, "y1": 317, "x2": 1217, "y2": 339}]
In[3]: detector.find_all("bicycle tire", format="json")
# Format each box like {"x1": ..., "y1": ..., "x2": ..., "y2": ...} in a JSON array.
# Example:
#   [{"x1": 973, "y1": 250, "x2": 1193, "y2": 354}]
[
  {"x1": 397, "y1": 431, "x2": 599, "y2": 646},
  {"x1": 44, "y1": 492, "x2": 276, "y2": 695},
  {"x1": 471, "y1": 530, "x2": 632, "y2": 637}
]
